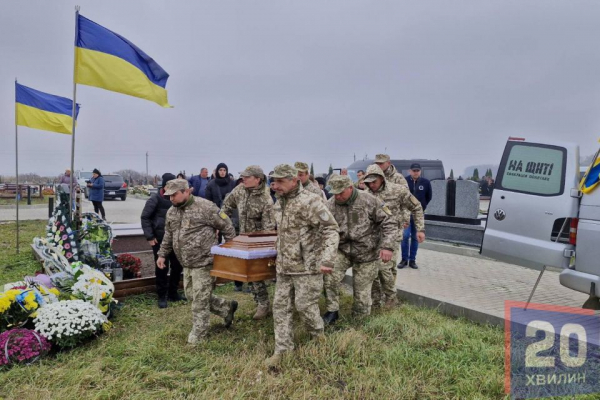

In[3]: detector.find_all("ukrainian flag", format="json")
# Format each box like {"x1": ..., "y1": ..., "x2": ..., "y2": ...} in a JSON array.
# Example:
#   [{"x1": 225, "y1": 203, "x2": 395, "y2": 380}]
[
  {"x1": 16, "y1": 83, "x2": 80, "y2": 135},
  {"x1": 75, "y1": 15, "x2": 171, "y2": 107},
  {"x1": 581, "y1": 152, "x2": 600, "y2": 194}
]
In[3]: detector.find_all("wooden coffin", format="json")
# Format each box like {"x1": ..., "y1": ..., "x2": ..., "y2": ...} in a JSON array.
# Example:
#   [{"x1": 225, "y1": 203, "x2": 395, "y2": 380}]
[{"x1": 211, "y1": 231, "x2": 277, "y2": 282}]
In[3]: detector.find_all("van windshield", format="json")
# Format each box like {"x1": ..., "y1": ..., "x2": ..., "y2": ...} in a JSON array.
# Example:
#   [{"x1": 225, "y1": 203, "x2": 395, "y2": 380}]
[
  {"x1": 79, "y1": 172, "x2": 92, "y2": 179},
  {"x1": 497, "y1": 143, "x2": 565, "y2": 196}
]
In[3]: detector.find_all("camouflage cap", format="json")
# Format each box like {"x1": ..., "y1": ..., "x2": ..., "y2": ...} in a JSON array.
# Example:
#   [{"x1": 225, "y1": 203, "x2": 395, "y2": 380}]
[
  {"x1": 374, "y1": 154, "x2": 390, "y2": 163},
  {"x1": 163, "y1": 178, "x2": 189, "y2": 196},
  {"x1": 269, "y1": 164, "x2": 298, "y2": 179},
  {"x1": 363, "y1": 164, "x2": 385, "y2": 183},
  {"x1": 239, "y1": 165, "x2": 264, "y2": 178},
  {"x1": 294, "y1": 161, "x2": 309, "y2": 172},
  {"x1": 328, "y1": 174, "x2": 354, "y2": 194}
]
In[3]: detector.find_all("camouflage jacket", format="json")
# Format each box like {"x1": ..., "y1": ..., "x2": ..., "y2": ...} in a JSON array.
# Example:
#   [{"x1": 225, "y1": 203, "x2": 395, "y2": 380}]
[
  {"x1": 327, "y1": 189, "x2": 398, "y2": 263},
  {"x1": 385, "y1": 165, "x2": 408, "y2": 188},
  {"x1": 158, "y1": 196, "x2": 235, "y2": 268},
  {"x1": 273, "y1": 184, "x2": 339, "y2": 275},
  {"x1": 302, "y1": 180, "x2": 324, "y2": 199},
  {"x1": 367, "y1": 181, "x2": 425, "y2": 239},
  {"x1": 221, "y1": 180, "x2": 275, "y2": 234}
]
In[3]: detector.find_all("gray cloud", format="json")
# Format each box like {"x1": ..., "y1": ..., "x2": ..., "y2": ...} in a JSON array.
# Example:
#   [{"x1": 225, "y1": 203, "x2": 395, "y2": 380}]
[{"x1": 2, "y1": 0, "x2": 600, "y2": 180}]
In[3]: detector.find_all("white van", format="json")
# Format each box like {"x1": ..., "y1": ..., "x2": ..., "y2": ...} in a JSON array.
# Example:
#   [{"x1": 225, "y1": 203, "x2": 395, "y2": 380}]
[{"x1": 480, "y1": 137, "x2": 600, "y2": 307}]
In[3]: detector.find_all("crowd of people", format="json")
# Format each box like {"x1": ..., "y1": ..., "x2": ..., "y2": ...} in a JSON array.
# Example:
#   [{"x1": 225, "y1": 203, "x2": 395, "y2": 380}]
[{"x1": 138, "y1": 155, "x2": 433, "y2": 370}]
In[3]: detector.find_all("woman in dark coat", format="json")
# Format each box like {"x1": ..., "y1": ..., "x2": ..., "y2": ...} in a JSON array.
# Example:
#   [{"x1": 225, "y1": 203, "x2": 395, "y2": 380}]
[
  {"x1": 87, "y1": 169, "x2": 106, "y2": 219},
  {"x1": 140, "y1": 172, "x2": 183, "y2": 308},
  {"x1": 205, "y1": 162, "x2": 236, "y2": 208}
]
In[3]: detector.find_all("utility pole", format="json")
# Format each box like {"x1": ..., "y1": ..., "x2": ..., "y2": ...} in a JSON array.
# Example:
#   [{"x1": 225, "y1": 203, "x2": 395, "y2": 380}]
[{"x1": 145, "y1": 151, "x2": 149, "y2": 185}]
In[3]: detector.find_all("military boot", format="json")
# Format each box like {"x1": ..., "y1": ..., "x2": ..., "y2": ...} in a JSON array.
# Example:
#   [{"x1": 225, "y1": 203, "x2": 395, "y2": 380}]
[
  {"x1": 253, "y1": 304, "x2": 270, "y2": 320},
  {"x1": 322, "y1": 311, "x2": 339, "y2": 325},
  {"x1": 158, "y1": 297, "x2": 168, "y2": 309},
  {"x1": 224, "y1": 300, "x2": 238, "y2": 328},
  {"x1": 265, "y1": 353, "x2": 283, "y2": 371},
  {"x1": 385, "y1": 296, "x2": 399, "y2": 308}
]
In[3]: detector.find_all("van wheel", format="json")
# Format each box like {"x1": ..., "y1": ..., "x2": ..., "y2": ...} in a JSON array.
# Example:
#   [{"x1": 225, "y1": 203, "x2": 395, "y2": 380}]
[{"x1": 120, "y1": 196, "x2": 127, "y2": 201}]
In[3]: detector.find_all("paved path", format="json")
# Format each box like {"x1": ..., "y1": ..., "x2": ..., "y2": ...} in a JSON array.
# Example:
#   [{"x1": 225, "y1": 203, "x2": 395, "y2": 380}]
[
  {"x1": 0, "y1": 197, "x2": 147, "y2": 224},
  {"x1": 392, "y1": 248, "x2": 589, "y2": 326}
]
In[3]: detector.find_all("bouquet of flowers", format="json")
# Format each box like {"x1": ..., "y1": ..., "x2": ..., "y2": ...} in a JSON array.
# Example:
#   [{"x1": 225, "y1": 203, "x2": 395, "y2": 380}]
[
  {"x1": 116, "y1": 254, "x2": 142, "y2": 279},
  {"x1": 0, "y1": 288, "x2": 47, "y2": 333},
  {"x1": 0, "y1": 328, "x2": 51, "y2": 367},
  {"x1": 79, "y1": 213, "x2": 115, "y2": 269},
  {"x1": 45, "y1": 188, "x2": 79, "y2": 263},
  {"x1": 71, "y1": 269, "x2": 114, "y2": 314},
  {"x1": 34, "y1": 300, "x2": 109, "y2": 348}
]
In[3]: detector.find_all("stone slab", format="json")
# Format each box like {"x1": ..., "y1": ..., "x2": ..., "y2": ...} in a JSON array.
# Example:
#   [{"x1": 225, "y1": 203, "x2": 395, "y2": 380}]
[
  {"x1": 425, "y1": 180, "x2": 446, "y2": 216},
  {"x1": 455, "y1": 180, "x2": 480, "y2": 218}
]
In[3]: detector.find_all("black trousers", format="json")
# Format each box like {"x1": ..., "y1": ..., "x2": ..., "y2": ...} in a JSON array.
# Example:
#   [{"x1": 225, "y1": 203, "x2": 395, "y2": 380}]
[
  {"x1": 152, "y1": 243, "x2": 183, "y2": 299},
  {"x1": 92, "y1": 200, "x2": 105, "y2": 219}
]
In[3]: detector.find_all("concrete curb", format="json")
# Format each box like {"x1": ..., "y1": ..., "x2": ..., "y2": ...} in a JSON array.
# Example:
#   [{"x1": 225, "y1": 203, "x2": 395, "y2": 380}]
[
  {"x1": 419, "y1": 240, "x2": 486, "y2": 259},
  {"x1": 342, "y1": 274, "x2": 504, "y2": 327}
]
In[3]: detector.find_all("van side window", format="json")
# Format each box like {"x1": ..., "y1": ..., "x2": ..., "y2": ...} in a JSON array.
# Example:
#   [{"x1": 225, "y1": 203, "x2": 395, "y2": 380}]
[{"x1": 497, "y1": 143, "x2": 566, "y2": 196}]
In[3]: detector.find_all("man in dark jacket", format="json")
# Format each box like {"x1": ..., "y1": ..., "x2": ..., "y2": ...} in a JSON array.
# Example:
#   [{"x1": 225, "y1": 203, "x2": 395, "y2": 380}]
[
  {"x1": 188, "y1": 168, "x2": 211, "y2": 198},
  {"x1": 400, "y1": 163, "x2": 432, "y2": 269},
  {"x1": 141, "y1": 172, "x2": 183, "y2": 308}
]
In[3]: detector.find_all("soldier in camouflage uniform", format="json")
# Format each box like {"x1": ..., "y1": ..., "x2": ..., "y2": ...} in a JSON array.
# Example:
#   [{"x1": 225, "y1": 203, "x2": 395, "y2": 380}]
[
  {"x1": 374, "y1": 154, "x2": 408, "y2": 188},
  {"x1": 295, "y1": 161, "x2": 324, "y2": 198},
  {"x1": 157, "y1": 179, "x2": 238, "y2": 346},
  {"x1": 221, "y1": 165, "x2": 275, "y2": 320},
  {"x1": 322, "y1": 175, "x2": 398, "y2": 325},
  {"x1": 265, "y1": 164, "x2": 339, "y2": 370},
  {"x1": 363, "y1": 165, "x2": 426, "y2": 308}
]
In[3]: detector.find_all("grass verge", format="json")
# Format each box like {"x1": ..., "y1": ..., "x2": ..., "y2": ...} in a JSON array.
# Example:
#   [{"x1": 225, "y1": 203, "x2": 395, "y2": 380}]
[{"x1": 0, "y1": 220, "x2": 516, "y2": 399}]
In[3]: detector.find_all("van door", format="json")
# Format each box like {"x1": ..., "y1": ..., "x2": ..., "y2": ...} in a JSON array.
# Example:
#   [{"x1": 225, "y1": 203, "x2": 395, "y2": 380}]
[{"x1": 481, "y1": 139, "x2": 580, "y2": 269}]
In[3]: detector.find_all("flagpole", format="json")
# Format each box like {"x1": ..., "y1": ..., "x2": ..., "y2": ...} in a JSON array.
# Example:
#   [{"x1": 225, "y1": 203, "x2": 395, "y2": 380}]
[
  {"x1": 15, "y1": 79, "x2": 20, "y2": 254},
  {"x1": 69, "y1": 5, "x2": 80, "y2": 222}
]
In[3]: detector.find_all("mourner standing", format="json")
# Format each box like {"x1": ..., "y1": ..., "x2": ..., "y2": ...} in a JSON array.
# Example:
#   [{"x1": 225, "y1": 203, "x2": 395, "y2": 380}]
[
  {"x1": 87, "y1": 169, "x2": 105, "y2": 220},
  {"x1": 294, "y1": 161, "x2": 324, "y2": 198},
  {"x1": 374, "y1": 154, "x2": 408, "y2": 187},
  {"x1": 265, "y1": 164, "x2": 339, "y2": 370},
  {"x1": 363, "y1": 164, "x2": 425, "y2": 307},
  {"x1": 157, "y1": 179, "x2": 238, "y2": 346},
  {"x1": 221, "y1": 165, "x2": 275, "y2": 320},
  {"x1": 141, "y1": 173, "x2": 183, "y2": 308},
  {"x1": 401, "y1": 163, "x2": 432, "y2": 269},
  {"x1": 322, "y1": 175, "x2": 397, "y2": 325}
]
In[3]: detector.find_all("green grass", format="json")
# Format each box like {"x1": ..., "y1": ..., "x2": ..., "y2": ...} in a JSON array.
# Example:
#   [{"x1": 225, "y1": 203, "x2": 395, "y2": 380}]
[
  {"x1": 0, "y1": 196, "x2": 52, "y2": 206},
  {"x1": 0, "y1": 221, "x2": 542, "y2": 399},
  {"x1": 0, "y1": 220, "x2": 46, "y2": 285}
]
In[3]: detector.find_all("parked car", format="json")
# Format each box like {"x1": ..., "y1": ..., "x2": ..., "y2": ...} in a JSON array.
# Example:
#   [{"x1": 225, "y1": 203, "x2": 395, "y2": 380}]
[
  {"x1": 340, "y1": 159, "x2": 445, "y2": 182},
  {"x1": 480, "y1": 137, "x2": 600, "y2": 307},
  {"x1": 75, "y1": 170, "x2": 93, "y2": 199},
  {"x1": 102, "y1": 174, "x2": 128, "y2": 201}
]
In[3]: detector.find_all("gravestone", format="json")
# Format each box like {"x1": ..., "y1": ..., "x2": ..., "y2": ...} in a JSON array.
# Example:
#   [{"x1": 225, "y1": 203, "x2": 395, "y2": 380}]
[
  {"x1": 425, "y1": 180, "x2": 447, "y2": 216},
  {"x1": 455, "y1": 180, "x2": 480, "y2": 218}
]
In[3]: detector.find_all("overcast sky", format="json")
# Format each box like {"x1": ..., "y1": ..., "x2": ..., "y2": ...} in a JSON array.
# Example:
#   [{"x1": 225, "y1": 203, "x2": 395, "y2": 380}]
[{"x1": 2, "y1": 0, "x2": 600, "y2": 179}]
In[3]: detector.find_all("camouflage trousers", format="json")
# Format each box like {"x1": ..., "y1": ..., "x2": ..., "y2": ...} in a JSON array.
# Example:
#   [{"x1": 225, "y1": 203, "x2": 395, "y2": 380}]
[
  {"x1": 323, "y1": 251, "x2": 379, "y2": 316},
  {"x1": 183, "y1": 267, "x2": 233, "y2": 341},
  {"x1": 250, "y1": 280, "x2": 270, "y2": 306},
  {"x1": 273, "y1": 273, "x2": 323, "y2": 353},
  {"x1": 372, "y1": 242, "x2": 401, "y2": 307}
]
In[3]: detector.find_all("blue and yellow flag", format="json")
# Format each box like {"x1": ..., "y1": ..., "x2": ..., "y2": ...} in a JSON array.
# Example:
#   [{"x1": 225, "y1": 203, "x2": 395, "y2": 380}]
[
  {"x1": 581, "y1": 151, "x2": 600, "y2": 194},
  {"x1": 16, "y1": 83, "x2": 80, "y2": 135},
  {"x1": 75, "y1": 15, "x2": 171, "y2": 107}
]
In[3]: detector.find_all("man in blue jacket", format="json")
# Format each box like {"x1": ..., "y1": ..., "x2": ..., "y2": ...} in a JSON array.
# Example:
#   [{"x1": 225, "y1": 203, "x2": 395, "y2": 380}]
[
  {"x1": 400, "y1": 163, "x2": 432, "y2": 269},
  {"x1": 188, "y1": 168, "x2": 211, "y2": 198}
]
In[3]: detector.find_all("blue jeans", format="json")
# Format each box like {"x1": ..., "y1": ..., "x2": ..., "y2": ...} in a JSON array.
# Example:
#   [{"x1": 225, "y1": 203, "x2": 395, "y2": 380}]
[{"x1": 401, "y1": 217, "x2": 419, "y2": 261}]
